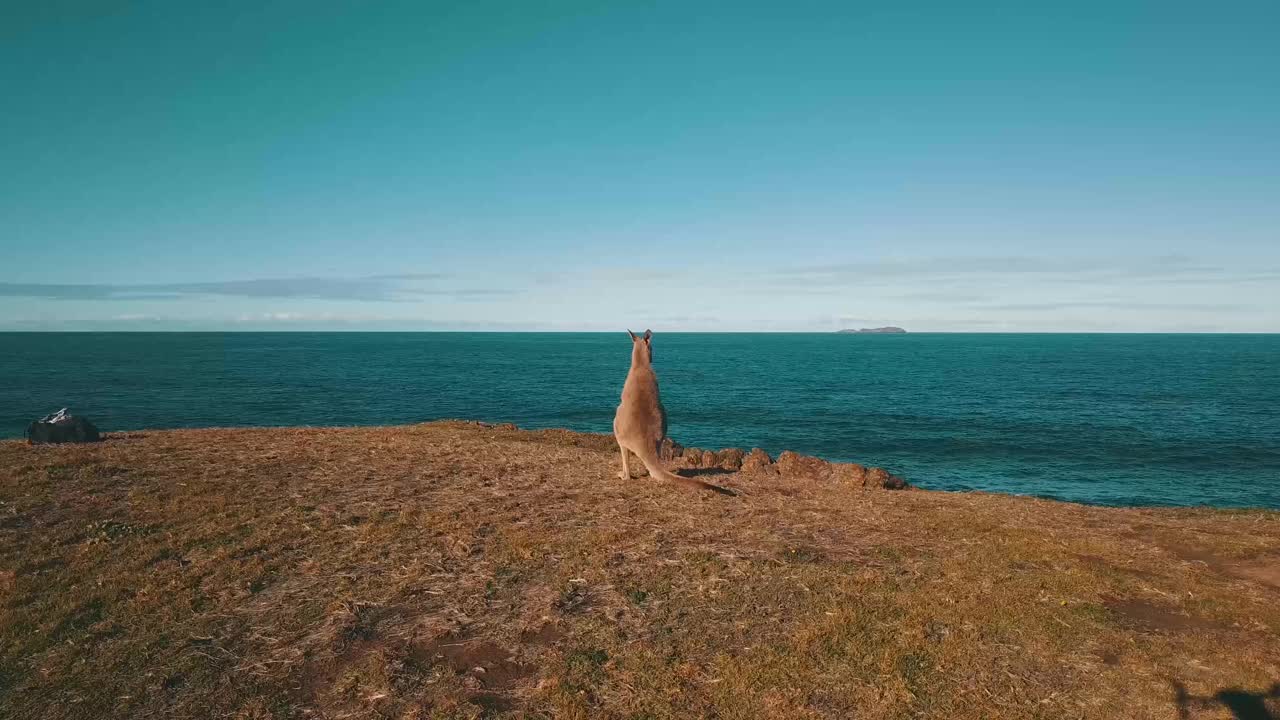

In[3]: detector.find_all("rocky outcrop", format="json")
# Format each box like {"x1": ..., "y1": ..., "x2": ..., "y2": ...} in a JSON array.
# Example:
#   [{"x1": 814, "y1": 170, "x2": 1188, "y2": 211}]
[
  {"x1": 762, "y1": 450, "x2": 906, "y2": 489},
  {"x1": 741, "y1": 448, "x2": 774, "y2": 473},
  {"x1": 863, "y1": 467, "x2": 908, "y2": 489},
  {"x1": 592, "y1": 433, "x2": 907, "y2": 490},
  {"x1": 698, "y1": 450, "x2": 717, "y2": 468},
  {"x1": 777, "y1": 450, "x2": 833, "y2": 480},
  {"x1": 716, "y1": 448, "x2": 745, "y2": 471},
  {"x1": 678, "y1": 447, "x2": 702, "y2": 467},
  {"x1": 831, "y1": 462, "x2": 868, "y2": 486},
  {"x1": 26, "y1": 409, "x2": 100, "y2": 445},
  {"x1": 453, "y1": 424, "x2": 907, "y2": 489}
]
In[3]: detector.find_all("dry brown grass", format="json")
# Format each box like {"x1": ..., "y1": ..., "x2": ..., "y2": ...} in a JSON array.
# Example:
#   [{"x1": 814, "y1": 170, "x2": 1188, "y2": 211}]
[{"x1": 1, "y1": 421, "x2": 1278, "y2": 720}]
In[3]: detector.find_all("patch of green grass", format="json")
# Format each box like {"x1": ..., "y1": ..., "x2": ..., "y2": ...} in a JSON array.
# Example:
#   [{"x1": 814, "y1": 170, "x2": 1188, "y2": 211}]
[
  {"x1": 898, "y1": 651, "x2": 934, "y2": 706},
  {"x1": 781, "y1": 546, "x2": 825, "y2": 564},
  {"x1": 44, "y1": 464, "x2": 78, "y2": 481},
  {"x1": 563, "y1": 648, "x2": 609, "y2": 691},
  {"x1": 84, "y1": 520, "x2": 159, "y2": 544},
  {"x1": 48, "y1": 598, "x2": 106, "y2": 645}
]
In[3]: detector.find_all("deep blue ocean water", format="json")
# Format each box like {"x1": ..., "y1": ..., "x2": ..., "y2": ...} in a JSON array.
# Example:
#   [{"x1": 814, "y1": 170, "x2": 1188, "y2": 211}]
[{"x1": 2, "y1": 332, "x2": 1278, "y2": 509}]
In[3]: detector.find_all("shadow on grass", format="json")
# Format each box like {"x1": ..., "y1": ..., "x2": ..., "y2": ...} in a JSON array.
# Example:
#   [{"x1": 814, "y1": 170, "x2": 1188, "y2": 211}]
[
  {"x1": 1173, "y1": 679, "x2": 1280, "y2": 720},
  {"x1": 673, "y1": 467, "x2": 735, "y2": 478},
  {"x1": 670, "y1": 468, "x2": 737, "y2": 496}
]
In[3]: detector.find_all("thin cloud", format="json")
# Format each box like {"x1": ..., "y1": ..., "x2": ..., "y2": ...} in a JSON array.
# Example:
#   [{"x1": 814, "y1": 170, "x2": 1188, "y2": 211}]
[
  {"x1": 233, "y1": 311, "x2": 400, "y2": 324},
  {"x1": 893, "y1": 291, "x2": 992, "y2": 303},
  {"x1": 0, "y1": 275, "x2": 515, "y2": 302},
  {"x1": 980, "y1": 301, "x2": 1249, "y2": 312},
  {"x1": 366, "y1": 272, "x2": 451, "y2": 281},
  {"x1": 768, "y1": 255, "x2": 1236, "y2": 283},
  {"x1": 0, "y1": 283, "x2": 150, "y2": 300},
  {"x1": 417, "y1": 289, "x2": 518, "y2": 298},
  {"x1": 172, "y1": 278, "x2": 407, "y2": 301},
  {"x1": 781, "y1": 256, "x2": 1120, "y2": 276}
]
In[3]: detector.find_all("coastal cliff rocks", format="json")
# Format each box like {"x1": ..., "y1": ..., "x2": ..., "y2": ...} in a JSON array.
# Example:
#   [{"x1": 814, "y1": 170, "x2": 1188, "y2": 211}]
[
  {"x1": 741, "y1": 448, "x2": 774, "y2": 473},
  {"x1": 864, "y1": 467, "x2": 891, "y2": 488},
  {"x1": 668, "y1": 447, "x2": 747, "y2": 472},
  {"x1": 864, "y1": 466, "x2": 908, "y2": 489},
  {"x1": 832, "y1": 462, "x2": 868, "y2": 486},
  {"x1": 758, "y1": 449, "x2": 907, "y2": 489},
  {"x1": 677, "y1": 446, "x2": 700, "y2": 464},
  {"x1": 777, "y1": 450, "x2": 832, "y2": 480},
  {"x1": 465, "y1": 423, "x2": 907, "y2": 490},
  {"x1": 652, "y1": 441, "x2": 742, "y2": 470},
  {"x1": 716, "y1": 448, "x2": 745, "y2": 471},
  {"x1": 676, "y1": 447, "x2": 711, "y2": 468}
]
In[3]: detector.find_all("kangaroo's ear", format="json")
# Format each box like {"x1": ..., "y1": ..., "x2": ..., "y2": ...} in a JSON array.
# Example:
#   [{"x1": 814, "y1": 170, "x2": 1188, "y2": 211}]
[
  {"x1": 643, "y1": 329, "x2": 652, "y2": 342},
  {"x1": 627, "y1": 329, "x2": 637, "y2": 341}
]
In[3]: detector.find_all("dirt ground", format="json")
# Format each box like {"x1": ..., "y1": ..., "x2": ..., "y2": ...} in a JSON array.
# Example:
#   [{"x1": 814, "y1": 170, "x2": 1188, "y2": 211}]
[{"x1": 2, "y1": 421, "x2": 1277, "y2": 719}]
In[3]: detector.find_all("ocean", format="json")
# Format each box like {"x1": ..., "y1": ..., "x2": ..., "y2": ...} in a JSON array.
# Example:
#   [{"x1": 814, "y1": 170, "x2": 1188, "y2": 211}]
[{"x1": 2, "y1": 332, "x2": 1278, "y2": 509}]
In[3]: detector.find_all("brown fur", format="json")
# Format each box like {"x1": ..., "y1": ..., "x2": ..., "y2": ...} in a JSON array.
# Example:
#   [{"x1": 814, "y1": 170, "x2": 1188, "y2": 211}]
[{"x1": 613, "y1": 330, "x2": 733, "y2": 495}]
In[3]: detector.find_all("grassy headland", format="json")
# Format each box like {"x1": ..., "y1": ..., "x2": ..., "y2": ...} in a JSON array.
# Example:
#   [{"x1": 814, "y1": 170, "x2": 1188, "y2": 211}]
[{"x1": 2, "y1": 422, "x2": 1278, "y2": 719}]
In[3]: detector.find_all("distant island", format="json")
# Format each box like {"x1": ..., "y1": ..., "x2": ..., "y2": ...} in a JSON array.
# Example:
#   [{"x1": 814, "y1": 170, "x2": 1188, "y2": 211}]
[{"x1": 837, "y1": 326, "x2": 906, "y2": 334}]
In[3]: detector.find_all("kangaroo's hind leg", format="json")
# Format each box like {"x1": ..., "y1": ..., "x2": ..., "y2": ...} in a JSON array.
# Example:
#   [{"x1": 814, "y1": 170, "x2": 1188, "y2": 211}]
[{"x1": 616, "y1": 438, "x2": 633, "y2": 480}]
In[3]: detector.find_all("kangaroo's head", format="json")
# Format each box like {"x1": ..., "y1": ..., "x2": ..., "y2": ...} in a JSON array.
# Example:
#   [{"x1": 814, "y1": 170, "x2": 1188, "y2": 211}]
[{"x1": 627, "y1": 329, "x2": 654, "y2": 365}]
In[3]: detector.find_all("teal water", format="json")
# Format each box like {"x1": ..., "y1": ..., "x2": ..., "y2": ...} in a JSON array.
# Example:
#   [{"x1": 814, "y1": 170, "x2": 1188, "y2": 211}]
[{"x1": 2, "y1": 332, "x2": 1278, "y2": 509}]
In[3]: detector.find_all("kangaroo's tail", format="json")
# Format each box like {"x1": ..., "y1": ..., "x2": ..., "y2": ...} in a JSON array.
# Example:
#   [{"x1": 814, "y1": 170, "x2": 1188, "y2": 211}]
[{"x1": 634, "y1": 447, "x2": 736, "y2": 496}]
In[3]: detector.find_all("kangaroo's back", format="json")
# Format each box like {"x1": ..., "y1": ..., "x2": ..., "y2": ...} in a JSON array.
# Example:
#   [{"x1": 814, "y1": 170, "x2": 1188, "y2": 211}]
[
  {"x1": 614, "y1": 351, "x2": 665, "y2": 445},
  {"x1": 612, "y1": 330, "x2": 733, "y2": 495}
]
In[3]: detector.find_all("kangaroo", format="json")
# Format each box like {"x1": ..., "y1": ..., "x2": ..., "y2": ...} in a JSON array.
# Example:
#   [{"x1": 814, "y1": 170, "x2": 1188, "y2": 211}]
[{"x1": 613, "y1": 329, "x2": 734, "y2": 495}]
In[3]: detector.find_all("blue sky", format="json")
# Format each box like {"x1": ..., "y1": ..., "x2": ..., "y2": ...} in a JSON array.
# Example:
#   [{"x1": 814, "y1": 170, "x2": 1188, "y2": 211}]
[{"x1": 1, "y1": 1, "x2": 1277, "y2": 331}]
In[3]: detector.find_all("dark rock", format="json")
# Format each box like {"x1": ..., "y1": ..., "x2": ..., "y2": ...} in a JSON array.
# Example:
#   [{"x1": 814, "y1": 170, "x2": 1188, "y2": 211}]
[
  {"x1": 659, "y1": 438, "x2": 684, "y2": 462},
  {"x1": 26, "y1": 408, "x2": 101, "y2": 445}
]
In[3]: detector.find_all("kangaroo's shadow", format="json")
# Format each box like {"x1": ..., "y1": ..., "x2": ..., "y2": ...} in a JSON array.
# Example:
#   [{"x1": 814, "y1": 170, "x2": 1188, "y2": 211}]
[
  {"x1": 673, "y1": 467, "x2": 735, "y2": 478},
  {"x1": 1173, "y1": 680, "x2": 1280, "y2": 720},
  {"x1": 669, "y1": 468, "x2": 738, "y2": 496}
]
